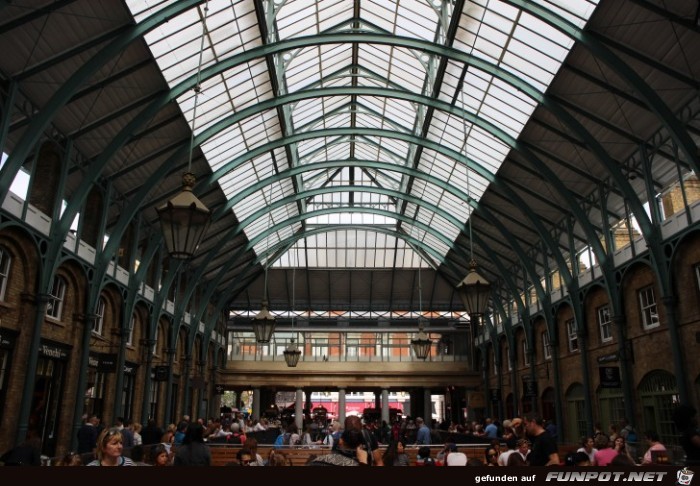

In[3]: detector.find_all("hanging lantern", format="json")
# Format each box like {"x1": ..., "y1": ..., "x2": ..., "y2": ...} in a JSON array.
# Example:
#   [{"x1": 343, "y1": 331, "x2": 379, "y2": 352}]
[
  {"x1": 157, "y1": 173, "x2": 211, "y2": 260},
  {"x1": 457, "y1": 259, "x2": 491, "y2": 324},
  {"x1": 283, "y1": 339, "x2": 301, "y2": 367},
  {"x1": 252, "y1": 299, "x2": 276, "y2": 343},
  {"x1": 411, "y1": 319, "x2": 432, "y2": 360}
]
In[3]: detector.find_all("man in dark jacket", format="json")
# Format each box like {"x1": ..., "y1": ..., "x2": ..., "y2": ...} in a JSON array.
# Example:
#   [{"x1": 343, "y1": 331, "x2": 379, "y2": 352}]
[
  {"x1": 77, "y1": 415, "x2": 99, "y2": 454},
  {"x1": 140, "y1": 418, "x2": 164, "y2": 445}
]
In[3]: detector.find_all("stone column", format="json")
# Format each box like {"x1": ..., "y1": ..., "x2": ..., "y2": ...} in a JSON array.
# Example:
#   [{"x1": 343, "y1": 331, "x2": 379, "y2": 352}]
[
  {"x1": 295, "y1": 388, "x2": 304, "y2": 430},
  {"x1": 381, "y1": 389, "x2": 390, "y2": 424},
  {"x1": 423, "y1": 389, "x2": 432, "y2": 425},
  {"x1": 253, "y1": 388, "x2": 261, "y2": 420},
  {"x1": 338, "y1": 388, "x2": 346, "y2": 424}
]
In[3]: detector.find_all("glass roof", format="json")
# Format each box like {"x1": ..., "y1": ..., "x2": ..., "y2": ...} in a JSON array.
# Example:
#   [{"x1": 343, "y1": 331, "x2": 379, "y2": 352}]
[{"x1": 125, "y1": 0, "x2": 599, "y2": 269}]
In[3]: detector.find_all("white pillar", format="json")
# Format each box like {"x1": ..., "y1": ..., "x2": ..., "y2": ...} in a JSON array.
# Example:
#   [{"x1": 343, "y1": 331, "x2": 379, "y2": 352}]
[
  {"x1": 381, "y1": 389, "x2": 390, "y2": 424},
  {"x1": 338, "y1": 388, "x2": 346, "y2": 425},
  {"x1": 253, "y1": 388, "x2": 261, "y2": 420},
  {"x1": 295, "y1": 388, "x2": 304, "y2": 430}
]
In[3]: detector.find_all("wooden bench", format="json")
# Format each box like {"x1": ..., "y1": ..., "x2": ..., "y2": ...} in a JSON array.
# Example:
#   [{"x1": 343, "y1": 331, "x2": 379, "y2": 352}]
[
  {"x1": 209, "y1": 445, "x2": 332, "y2": 466},
  {"x1": 209, "y1": 443, "x2": 496, "y2": 466}
]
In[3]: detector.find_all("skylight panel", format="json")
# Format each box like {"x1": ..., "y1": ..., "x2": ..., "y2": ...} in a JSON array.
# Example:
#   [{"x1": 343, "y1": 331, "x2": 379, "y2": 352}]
[{"x1": 125, "y1": 0, "x2": 599, "y2": 270}]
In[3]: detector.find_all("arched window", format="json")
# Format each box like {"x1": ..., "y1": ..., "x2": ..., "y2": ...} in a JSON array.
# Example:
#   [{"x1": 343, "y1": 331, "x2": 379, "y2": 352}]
[
  {"x1": 638, "y1": 370, "x2": 679, "y2": 446},
  {"x1": 46, "y1": 275, "x2": 66, "y2": 320},
  {"x1": 0, "y1": 246, "x2": 11, "y2": 301},
  {"x1": 92, "y1": 297, "x2": 106, "y2": 335},
  {"x1": 565, "y1": 383, "x2": 587, "y2": 443}
]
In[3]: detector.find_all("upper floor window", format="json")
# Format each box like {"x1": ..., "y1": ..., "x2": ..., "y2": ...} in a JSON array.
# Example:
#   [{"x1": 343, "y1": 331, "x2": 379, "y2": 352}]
[
  {"x1": 0, "y1": 247, "x2": 11, "y2": 301},
  {"x1": 506, "y1": 345, "x2": 512, "y2": 371},
  {"x1": 638, "y1": 286, "x2": 660, "y2": 330},
  {"x1": 542, "y1": 331, "x2": 551, "y2": 360},
  {"x1": 492, "y1": 350, "x2": 498, "y2": 373},
  {"x1": 566, "y1": 319, "x2": 579, "y2": 352},
  {"x1": 46, "y1": 276, "x2": 66, "y2": 320},
  {"x1": 695, "y1": 264, "x2": 700, "y2": 292},
  {"x1": 598, "y1": 305, "x2": 613, "y2": 343},
  {"x1": 92, "y1": 297, "x2": 106, "y2": 335},
  {"x1": 346, "y1": 338, "x2": 359, "y2": 357}
]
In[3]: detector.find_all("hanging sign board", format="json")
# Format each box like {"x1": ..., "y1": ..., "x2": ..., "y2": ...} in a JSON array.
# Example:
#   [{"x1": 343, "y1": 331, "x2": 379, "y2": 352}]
[
  {"x1": 154, "y1": 365, "x2": 170, "y2": 381},
  {"x1": 522, "y1": 377, "x2": 538, "y2": 398},
  {"x1": 599, "y1": 366, "x2": 621, "y2": 388},
  {"x1": 98, "y1": 353, "x2": 118, "y2": 373},
  {"x1": 39, "y1": 339, "x2": 70, "y2": 360}
]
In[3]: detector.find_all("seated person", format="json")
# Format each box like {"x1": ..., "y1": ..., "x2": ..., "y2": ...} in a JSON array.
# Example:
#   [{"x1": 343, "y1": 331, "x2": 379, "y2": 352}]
[{"x1": 416, "y1": 446, "x2": 433, "y2": 466}]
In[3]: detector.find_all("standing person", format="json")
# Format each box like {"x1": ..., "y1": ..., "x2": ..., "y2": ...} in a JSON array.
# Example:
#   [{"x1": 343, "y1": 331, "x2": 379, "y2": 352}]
[
  {"x1": 119, "y1": 418, "x2": 135, "y2": 448},
  {"x1": 415, "y1": 417, "x2": 431, "y2": 445},
  {"x1": 672, "y1": 404, "x2": 700, "y2": 466},
  {"x1": 173, "y1": 423, "x2": 211, "y2": 466},
  {"x1": 140, "y1": 419, "x2": 164, "y2": 445},
  {"x1": 77, "y1": 414, "x2": 99, "y2": 454},
  {"x1": 86, "y1": 427, "x2": 135, "y2": 466},
  {"x1": 132, "y1": 422, "x2": 143, "y2": 446},
  {"x1": 484, "y1": 418, "x2": 498, "y2": 439},
  {"x1": 619, "y1": 417, "x2": 638, "y2": 460},
  {"x1": 523, "y1": 413, "x2": 559, "y2": 466}
]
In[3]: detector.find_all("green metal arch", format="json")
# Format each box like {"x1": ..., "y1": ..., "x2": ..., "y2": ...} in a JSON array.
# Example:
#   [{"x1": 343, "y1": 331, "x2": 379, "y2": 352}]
[
  {"x1": 0, "y1": 0, "x2": 203, "y2": 198},
  {"x1": 205, "y1": 125, "x2": 599, "y2": 275},
  {"x1": 240, "y1": 185, "x2": 463, "y2": 247},
  {"x1": 231, "y1": 161, "x2": 550, "y2": 291},
  {"x1": 508, "y1": 0, "x2": 699, "y2": 174},
  {"x1": 4, "y1": 30, "x2": 634, "y2": 253},
  {"x1": 213, "y1": 223, "x2": 463, "y2": 314},
  {"x1": 0, "y1": 12, "x2": 654, "y2": 310},
  {"x1": 178, "y1": 165, "x2": 540, "y2": 318}
]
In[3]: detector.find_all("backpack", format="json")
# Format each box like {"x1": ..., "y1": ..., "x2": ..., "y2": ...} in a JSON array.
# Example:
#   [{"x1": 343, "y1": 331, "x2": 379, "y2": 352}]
[
  {"x1": 626, "y1": 430, "x2": 638, "y2": 444},
  {"x1": 274, "y1": 433, "x2": 285, "y2": 449}
]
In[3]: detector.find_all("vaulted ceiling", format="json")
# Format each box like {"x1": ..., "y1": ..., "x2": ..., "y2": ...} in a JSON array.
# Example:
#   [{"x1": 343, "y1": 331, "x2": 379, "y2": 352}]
[{"x1": 0, "y1": 0, "x2": 698, "y2": 318}]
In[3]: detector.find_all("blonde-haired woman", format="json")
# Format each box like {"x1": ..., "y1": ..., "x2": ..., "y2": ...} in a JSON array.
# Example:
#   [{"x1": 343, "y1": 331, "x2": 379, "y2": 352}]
[{"x1": 86, "y1": 427, "x2": 135, "y2": 466}]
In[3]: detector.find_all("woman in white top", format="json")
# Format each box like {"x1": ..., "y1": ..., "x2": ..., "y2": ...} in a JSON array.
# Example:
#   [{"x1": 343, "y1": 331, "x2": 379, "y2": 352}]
[{"x1": 86, "y1": 428, "x2": 135, "y2": 466}]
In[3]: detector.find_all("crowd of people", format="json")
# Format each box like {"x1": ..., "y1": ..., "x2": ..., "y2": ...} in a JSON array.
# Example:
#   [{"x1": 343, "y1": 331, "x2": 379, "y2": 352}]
[{"x1": 2, "y1": 404, "x2": 699, "y2": 467}]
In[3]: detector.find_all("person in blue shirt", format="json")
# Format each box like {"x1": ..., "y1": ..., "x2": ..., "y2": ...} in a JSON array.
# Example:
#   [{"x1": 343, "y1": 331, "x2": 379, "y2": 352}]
[
  {"x1": 415, "y1": 417, "x2": 431, "y2": 445},
  {"x1": 484, "y1": 418, "x2": 499, "y2": 439}
]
